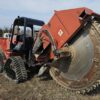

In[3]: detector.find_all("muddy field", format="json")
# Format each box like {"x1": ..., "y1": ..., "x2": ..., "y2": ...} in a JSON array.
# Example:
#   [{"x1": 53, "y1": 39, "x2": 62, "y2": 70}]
[
  {"x1": 0, "y1": 8, "x2": 100, "y2": 100},
  {"x1": 0, "y1": 68, "x2": 100, "y2": 100}
]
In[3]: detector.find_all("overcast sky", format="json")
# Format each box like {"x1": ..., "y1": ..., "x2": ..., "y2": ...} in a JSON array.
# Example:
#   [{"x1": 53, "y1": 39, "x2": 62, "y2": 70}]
[{"x1": 0, "y1": 0, "x2": 100, "y2": 28}]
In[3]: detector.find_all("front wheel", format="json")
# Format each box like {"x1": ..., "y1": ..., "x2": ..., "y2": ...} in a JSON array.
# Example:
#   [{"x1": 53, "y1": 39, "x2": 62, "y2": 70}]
[{"x1": 4, "y1": 56, "x2": 28, "y2": 83}]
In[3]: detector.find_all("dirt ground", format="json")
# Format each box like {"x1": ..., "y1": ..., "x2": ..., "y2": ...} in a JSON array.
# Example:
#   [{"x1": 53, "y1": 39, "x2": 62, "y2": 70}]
[{"x1": 0, "y1": 68, "x2": 100, "y2": 100}]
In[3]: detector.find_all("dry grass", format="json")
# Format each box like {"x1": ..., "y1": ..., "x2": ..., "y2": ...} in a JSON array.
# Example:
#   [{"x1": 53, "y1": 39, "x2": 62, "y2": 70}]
[{"x1": 0, "y1": 70, "x2": 100, "y2": 100}]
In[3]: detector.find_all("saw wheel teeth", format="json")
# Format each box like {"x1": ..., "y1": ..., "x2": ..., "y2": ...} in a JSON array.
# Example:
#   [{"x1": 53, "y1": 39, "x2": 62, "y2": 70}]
[
  {"x1": 92, "y1": 20, "x2": 100, "y2": 36},
  {"x1": 76, "y1": 82, "x2": 100, "y2": 94},
  {"x1": 50, "y1": 19, "x2": 100, "y2": 95},
  {"x1": 97, "y1": 80, "x2": 100, "y2": 84},
  {"x1": 80, "y1": 90, "x2": 86, "y2": 94},
  {"x1": 93, "y1": 85, "x2": 97, "y2": 89},
  {"x1": 96, "y1": 83, "x2": 99, "y2": 87},
  {"x1": 76, "y1": 91, "x2": 81, "y2": 94},
  {"x1": 86, "y1": 89, "x2": 91, "y2": 93}
]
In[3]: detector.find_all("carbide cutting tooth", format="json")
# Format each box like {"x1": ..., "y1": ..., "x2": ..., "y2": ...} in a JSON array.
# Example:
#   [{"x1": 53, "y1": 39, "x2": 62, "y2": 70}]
[
  {"x1": 81, "y1": 90, "x2": 86, "y2": 94},
  {"x1": 97, "y1": 80, "x2": 100, "y2": 84},
  {"x1": 93, "y1": 58, "x2": 99, "y2": 63},
  {"x1": 98, "y1": 24, "x2": 100, "y2": 28},
  {"x1": 90, "y1": 87, "x2": 93, "y2": 91},
  {"x1": 76, "y1": 91, "x2": 80, "y2": 94},
  {"x1": 93, "y1": 85, "x2": 96, "y2": 89},
  {"x1": 87, "y1": 89, "x2": 90, "y2": 92}
]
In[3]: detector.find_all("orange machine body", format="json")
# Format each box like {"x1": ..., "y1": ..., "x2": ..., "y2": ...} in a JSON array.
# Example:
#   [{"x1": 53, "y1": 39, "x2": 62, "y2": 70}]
[
  {"x1": 0, "y1": 8, "x2": 98, "y2": 60},
  {"x1": 0, "y1": 36, "x2": 17, "y2": 58},
  {"x1": 0, "y1": 38, "x2": 10, "y2": 58},
  {"x1": 39, "y1": 7, "x2": 95, "y2": 58}
]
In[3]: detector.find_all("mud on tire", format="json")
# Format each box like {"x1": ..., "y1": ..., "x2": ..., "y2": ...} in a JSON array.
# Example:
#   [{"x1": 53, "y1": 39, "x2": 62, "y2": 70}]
[{"x1": 4, "y1": 56, "x2": 28, "y2": 83}]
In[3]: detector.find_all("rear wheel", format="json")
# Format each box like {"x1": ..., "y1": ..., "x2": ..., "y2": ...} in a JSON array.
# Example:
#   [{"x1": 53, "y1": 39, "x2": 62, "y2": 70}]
[
  {"x1": 4, "y1": 56, "x2": 28, "y2": 83},
  {"x1": 0, "y1": 49, "x2": 6, "y2": 73}
]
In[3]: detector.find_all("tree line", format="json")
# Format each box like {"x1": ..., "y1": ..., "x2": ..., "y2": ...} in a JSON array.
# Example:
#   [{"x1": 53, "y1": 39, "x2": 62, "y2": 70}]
[{"x1": 0, "y1": 27, "x2": 12, "y2": 37}]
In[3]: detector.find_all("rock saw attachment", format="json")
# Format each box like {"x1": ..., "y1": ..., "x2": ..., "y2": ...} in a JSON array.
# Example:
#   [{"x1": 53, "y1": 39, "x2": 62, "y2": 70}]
[
  {"x1": 0, "y1": 7, "x2": 100, "y2": 94},
  {"x1": 50, "y1": 20, "x2": 100, "y2": 94}
]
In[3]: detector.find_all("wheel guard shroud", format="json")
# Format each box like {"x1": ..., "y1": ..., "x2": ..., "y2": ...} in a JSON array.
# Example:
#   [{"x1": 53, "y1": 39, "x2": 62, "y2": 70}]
[{"x1": 50, "y1": 21, "x2": 100, "y2": 93}]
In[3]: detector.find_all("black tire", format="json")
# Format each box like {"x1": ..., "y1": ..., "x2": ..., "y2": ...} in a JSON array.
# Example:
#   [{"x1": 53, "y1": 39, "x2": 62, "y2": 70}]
[
  {"x1": 4, "y1": 56, "x2": 28, "y2": 83},
  {"x1": 0, "y1": 49, "x2": 6, "y2": 73}
]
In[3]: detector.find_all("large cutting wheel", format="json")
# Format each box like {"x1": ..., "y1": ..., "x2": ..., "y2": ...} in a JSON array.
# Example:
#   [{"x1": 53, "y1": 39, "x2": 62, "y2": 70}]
[{"x1": 50, "y1": 20, "x2": 100, "y2": 94}]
